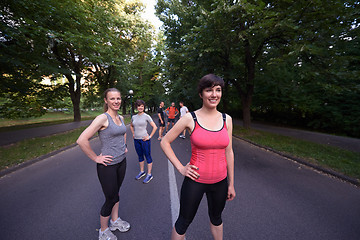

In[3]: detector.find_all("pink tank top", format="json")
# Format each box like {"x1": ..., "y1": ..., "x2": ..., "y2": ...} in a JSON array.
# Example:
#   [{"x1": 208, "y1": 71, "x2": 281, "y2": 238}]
[{"x1": 190, "y1": 112, "x2": 229, "y2": 184}]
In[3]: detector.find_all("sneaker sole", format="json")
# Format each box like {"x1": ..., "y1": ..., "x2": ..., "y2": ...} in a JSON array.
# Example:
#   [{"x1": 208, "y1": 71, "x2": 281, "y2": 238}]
[
  {"x1": 143, "y1": 176, "x2": 153, "y2": 184},
  {"x1": 135, "y1": 173, "x2": 146, "y2": 180},
  {"x1": 109, "y1": 225, "x2": 131, "y2": 233}
]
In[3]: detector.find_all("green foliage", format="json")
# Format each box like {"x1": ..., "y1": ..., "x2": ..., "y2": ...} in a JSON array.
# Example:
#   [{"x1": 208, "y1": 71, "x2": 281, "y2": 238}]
[
  {"x1": 1, "y1": 0, "x2": 160, "y2": 120},
  {"x1": 156, "y1": 0, "x2": 359, "y2": 136}
]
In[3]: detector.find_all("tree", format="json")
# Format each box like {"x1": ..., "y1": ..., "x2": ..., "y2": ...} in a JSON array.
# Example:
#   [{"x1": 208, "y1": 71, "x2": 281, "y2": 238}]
[
  {"x1": 1, "y1": 0, "x2": 156, "y2": 120},
  {"x1": 156, "y1": 0, "x2": 358, "y2": 131}
]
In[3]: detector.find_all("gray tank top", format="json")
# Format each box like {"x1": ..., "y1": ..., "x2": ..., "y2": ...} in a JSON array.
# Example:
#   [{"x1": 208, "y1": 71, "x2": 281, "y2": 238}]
[{"x1": 98, "y1": 112, "x2": 126, "y2": 165}]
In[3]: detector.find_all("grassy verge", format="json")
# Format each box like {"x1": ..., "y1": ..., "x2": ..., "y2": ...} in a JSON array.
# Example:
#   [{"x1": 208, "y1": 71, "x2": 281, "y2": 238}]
[
  {"x1": 233, "y1": 126, "x2": 360, "y2": 180},
  {"x1": 0, "y1": 127, "x2": 87, "y2": 171},
  {"x1": 0, "y1": 116, "x2": 130, "y2": 171},
  {"x1": 0, "y1": 111, "x2": 103, "y2": 132}
]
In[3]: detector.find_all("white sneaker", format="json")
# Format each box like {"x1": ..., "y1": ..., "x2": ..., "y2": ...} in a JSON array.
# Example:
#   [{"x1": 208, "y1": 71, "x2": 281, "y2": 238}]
[
  {"x1": 109, "y1": 218, "x2": 131, "y2": 232},
  {"x1": 99, "y1": 228, "x2": 117, "y2": 240}
]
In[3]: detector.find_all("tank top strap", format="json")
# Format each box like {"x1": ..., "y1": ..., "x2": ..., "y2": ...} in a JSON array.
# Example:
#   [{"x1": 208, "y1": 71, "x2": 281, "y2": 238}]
[
  {"x1": 190, "y1": 111, "x2": 197, "y2": 121},
  {"x1": 118, "y1": 114, "x2": 124, "y2": 125},
  {"x1": 104, "y1": 112, "x2": 113, "y2": 125}
]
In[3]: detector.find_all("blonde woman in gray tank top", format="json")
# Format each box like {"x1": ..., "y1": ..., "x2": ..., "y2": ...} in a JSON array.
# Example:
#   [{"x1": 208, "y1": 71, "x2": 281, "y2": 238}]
[{"x1": 77, "y1": 88, "x2": 130, "y2": 240}]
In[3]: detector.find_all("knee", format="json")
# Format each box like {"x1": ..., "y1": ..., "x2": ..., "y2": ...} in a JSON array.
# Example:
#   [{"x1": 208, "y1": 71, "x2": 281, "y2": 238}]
[
  {"x1": 209, "y1": 214, "x2": 222, "y2": 226},
  {"x1": 174, "y1": 215, "x2": 192, "y2": 235},
  {"x1": 101, "y1": 195, "x2": 119, "y2": 217}
]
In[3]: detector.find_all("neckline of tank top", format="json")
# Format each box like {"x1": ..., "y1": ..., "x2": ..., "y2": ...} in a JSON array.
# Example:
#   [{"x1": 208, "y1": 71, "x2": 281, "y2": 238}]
[
  {"x1": 193, "y1": 113, "x2": 225, "y2": 132},
  {"x1": 105, "y1": 112, "x2": 123, "y2": 127}
]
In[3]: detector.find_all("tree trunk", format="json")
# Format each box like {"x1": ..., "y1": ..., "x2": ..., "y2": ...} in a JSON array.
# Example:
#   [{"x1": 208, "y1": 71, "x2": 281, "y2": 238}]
[
  {"x1": 241, "y1": 90, "x2": 253, "y2": 129},
  {"x1": 66, "y1": 74, "x2": 82, "y2": 122},
  {"x1": 242, "y1": 40, "x2": 255, "y2": 129}
]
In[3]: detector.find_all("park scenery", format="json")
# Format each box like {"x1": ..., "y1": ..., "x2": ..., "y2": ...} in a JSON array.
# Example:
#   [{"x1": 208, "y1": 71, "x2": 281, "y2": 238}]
[{"x1": 0, "y1": 1, "x2": 359, "y2": 240}]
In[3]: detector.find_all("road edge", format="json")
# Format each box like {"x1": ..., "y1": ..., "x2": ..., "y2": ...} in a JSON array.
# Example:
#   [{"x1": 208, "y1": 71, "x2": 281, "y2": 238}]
[
  {"x1": 0, "y1": 136, "x2": 98, "y2": 178},
  {"x1": 233, "y1": 134, "x2": 360, "y2": 187}
]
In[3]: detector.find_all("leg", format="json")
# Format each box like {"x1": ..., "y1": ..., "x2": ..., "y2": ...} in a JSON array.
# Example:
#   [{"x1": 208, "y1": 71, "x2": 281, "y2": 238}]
[
  {"x1": 97, "y1": 163, "x2": 123, "y2": 230},
  {"x1": 111, "y1": 202, "x2": 120, "y2": 222},
  {"x1": 206, "y1": 178, "x2": 228, "y2": 240},
  {"x1": 111, "y1": 160, "x2": 126, "y2": 221},
  {"x1": 158, "y1": 125, "x2": 163, "y2": 139},
  {"x1": 143, "y1": 140, "x2": 153, "y2": 175},
  {"x1": 139, "y1": 161, "x2": 145, "y2": 172},
  {"x1": 100, "y1": 215, "x2": 111, "y2": 232},
  {"x1": 174, "y1": 178, "x2": 205, "y2": 236},
  {"x1": 171, "y1": 226, "x2": 185, "y2": 240},
  {"x1": 210, "y1": 223, "x2": 223, "y2": 240},
  {"x1": 134, "y1": 139, "x2": 145, "y2": 172}
]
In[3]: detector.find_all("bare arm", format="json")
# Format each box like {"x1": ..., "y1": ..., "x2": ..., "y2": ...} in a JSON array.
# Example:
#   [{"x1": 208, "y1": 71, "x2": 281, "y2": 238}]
[
  {"x1": 158, "y1": 112, "x2": 163, "y2": 123},
  {"x1": 76, "y1": 114, "x2": 113, "y2": 166},
  {"x1": 130, "y1": 121, "x2": 135, "y2": 138},
  {"x1": 225, "y1": 114, "x2": 236, "y2": 201},
  {"x1": 160, "y1": 113, "x2": 199, "y2": 180},
  {"x1": 119, "y1": 116, "x2": 128, "y2": 153},
  {"x1": 149, "y1": 121, "x2": 158, "y2": 138}
]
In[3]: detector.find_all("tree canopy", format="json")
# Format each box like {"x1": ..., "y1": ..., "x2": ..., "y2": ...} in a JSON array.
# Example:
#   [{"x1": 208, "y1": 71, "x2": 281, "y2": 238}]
[
  {"x1": 1, "y1": 0, "x2": 164, "y2": 119},
  {"x1": 156, "y1": 0, "x2": 359, "y2": 137}
]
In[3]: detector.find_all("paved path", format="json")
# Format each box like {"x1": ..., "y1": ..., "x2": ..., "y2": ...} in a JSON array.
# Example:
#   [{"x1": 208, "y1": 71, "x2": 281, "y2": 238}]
[
  {"x1": 0, "y1": 120, "x2": 93, "y2": 146},
  {"x1": 0, "y1": 124, "x2": 359, "y2": 240}
]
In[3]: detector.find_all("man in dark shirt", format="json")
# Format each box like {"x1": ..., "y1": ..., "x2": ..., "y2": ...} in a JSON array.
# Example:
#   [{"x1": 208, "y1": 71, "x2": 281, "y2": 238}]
[{"x1": 157, "y1": 101, "x2": 165, "y2": 140}]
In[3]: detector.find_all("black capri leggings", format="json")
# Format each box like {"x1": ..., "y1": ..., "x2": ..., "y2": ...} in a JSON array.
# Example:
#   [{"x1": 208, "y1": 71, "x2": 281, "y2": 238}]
[
  {"x1": 97, "y1": 159, "x2": 127, "y2": 217},
  {"x1": 175, "y1": 177, "x2": 228, "y2": 235}
]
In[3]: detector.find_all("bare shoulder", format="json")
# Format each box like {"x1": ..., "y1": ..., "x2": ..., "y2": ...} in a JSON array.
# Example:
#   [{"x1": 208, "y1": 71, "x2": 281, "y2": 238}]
[
  {"x1": 91, "y1": 113, "x2": 108, "y2": 127},
  {"x1": 225, "y1": 113, "x2": 232, "y2": 121},
  {"x1": 225, "y1": 113, "x2": 233, "y2": 128},
  {"x1": 94, "y1": 113, "x2": 107, "y2": 122},
  {"x1": 182, "y1": 112, "x2": 194, "y2": 121}
]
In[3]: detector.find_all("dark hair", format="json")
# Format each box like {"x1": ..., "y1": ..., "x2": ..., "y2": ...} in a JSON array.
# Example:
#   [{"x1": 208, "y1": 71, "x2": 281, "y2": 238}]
[
  {"x1": 135, "y1": 99, "x2": 145, "y2": 107},
  {"x1": 103, "y1": 88, "x2": 121, "y2": 112},
  {"x1": 197, "y1": 74, "x2": 225, "y2": 95}
]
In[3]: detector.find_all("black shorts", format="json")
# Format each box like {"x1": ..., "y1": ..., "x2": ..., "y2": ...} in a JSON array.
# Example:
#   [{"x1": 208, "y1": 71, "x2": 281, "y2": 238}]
[
  {"x1": 158, "y1": 119, "x2": 165, "y2": 127},
  {"x1": 168, "y1": 118, "x2": 175, "y2": 123}
]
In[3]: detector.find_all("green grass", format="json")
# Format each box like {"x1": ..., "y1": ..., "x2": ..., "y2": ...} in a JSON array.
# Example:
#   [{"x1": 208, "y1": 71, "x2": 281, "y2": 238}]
[
  {"x1": 233, "y1": 126, "x2": 360, "y2": 180},
  {"x1": 0, "y1": 115, "x2": 130, "y2": 171},
  {"x1": 0, "y1": 111, "x2": 103, "y2": 132},
  {"x1": 0, "y1": 127, "x2": 88, "y2": 171}
]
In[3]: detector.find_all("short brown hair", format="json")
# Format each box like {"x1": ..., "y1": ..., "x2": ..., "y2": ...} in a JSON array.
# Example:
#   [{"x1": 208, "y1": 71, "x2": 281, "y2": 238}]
[
  {"x1": 197, "y1": 74, "x2": 224, "y2": 95},
  {"x1": 135, "y1": 99, "x2": 145, "y2": 107}
]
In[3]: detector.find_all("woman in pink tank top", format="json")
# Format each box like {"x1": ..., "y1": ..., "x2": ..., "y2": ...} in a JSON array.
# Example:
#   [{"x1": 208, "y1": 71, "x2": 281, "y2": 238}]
[{"x1": 161, "y1": 74, "x2": 236, "y2": 240}]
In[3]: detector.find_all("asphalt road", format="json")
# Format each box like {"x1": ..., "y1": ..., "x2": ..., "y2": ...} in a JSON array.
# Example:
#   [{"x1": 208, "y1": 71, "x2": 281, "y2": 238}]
[
  {"x1": 0, "y1": 124, "x2": 359, "y2": 240},
  {"x1": 0, "y1": 120, "x2": 93, "y2": 146}
]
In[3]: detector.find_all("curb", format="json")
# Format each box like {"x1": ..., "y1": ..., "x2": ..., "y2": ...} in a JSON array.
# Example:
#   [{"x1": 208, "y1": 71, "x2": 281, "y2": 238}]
[{"x1": 233, "y1": 134, "x2": 360, "y2": 187}]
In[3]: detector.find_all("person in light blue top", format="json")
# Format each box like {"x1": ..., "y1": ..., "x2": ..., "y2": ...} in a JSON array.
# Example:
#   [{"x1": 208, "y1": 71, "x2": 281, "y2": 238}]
[
  {"x1": 77, "y1": 88, "x2": 130, "y2": 240},
  {"x1": 130, "y1": 99, "x2": 158, "y2": 183}
]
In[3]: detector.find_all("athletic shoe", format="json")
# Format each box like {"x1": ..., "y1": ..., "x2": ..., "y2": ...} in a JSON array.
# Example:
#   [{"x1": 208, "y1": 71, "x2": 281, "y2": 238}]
[
  {"x1": 99, "y1": 228, "x2": 117, "y2": 240},
  {"x1": 135, "y1": 171, "x2": 146, "y2": 180},
  {"x1": 179, "y1": 135, "x2": 183, "y2": 138},
  {"x1": 143, "y1": 174, "x2": 153, "y2": 184},
  {"x1": 109, "y1": 218, "x2": 130, "y2": 233},
  {"x1": 181, "y1": 135, "x2": 186, "y2": 139}
]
